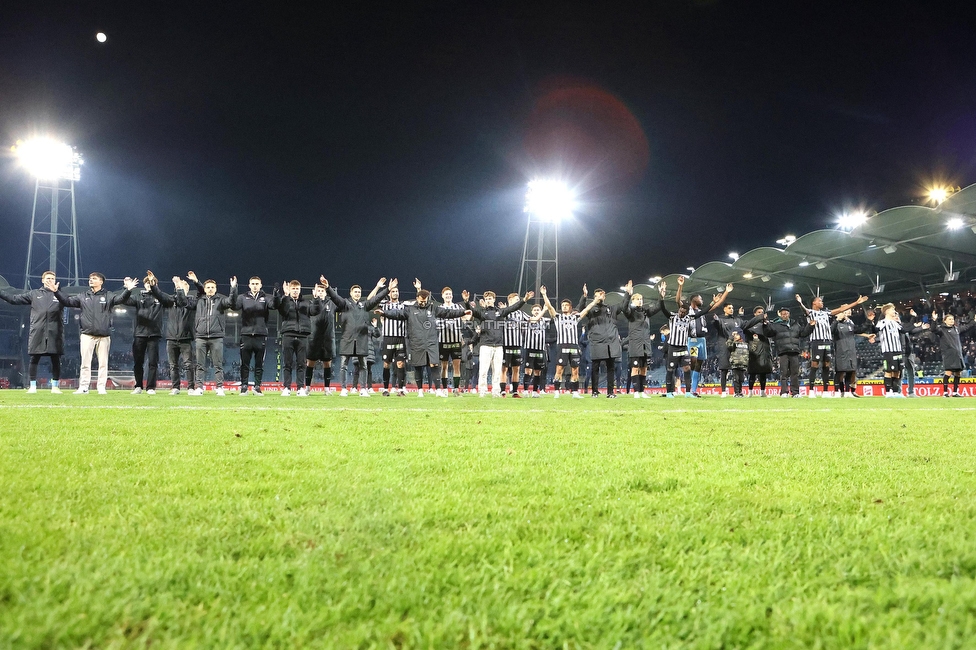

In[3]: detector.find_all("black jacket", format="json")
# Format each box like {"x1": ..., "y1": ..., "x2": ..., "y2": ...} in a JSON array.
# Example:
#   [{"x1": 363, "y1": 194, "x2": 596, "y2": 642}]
[
  {"x1": 56, "y1": 288, "x2": 132, "y2": 337},
  {"x1": 275, "y1": 293, "x2": 323, "y2": 336},
  {"x1": 327, "y1": 285, "x2": 389, "y2": 355},
  {"x1": 831, "y1": 318, "x2": 869, "y2": 372},
  {"x1": 931, "y1": 322, "x2": 974, "y2": 371},
  {"x1": 764, "y1": 318, "x2": 810, "y2": 356},
  {"x1": 581, "y1": 301, "x2": 624, "y2": 360},
  {"x1": 469, "y1": 298, "x2": 525, "y2": 346},
  {"x1": 151, "y1": 285, "x2": 194, "y2": 342},
  {"x1": 621, "y1": 297, "x2": 662, "y2": 357},
  {"x1": 0, "y1": 287, "x2": 65, "y2": 355},
  {"x1": 308, "y1": 299, "x2": 336, "y2": 353},
  {"x1": 712, "y1": 314, "x2": 744, "y2": 369},
  {"x1": 743, "y1": 314, "x2": 773, "y2": 373},
  {"x1": 124, "y1": 290, "x2": 164, "y2": 338},
  {"x1": 235, "y1": 291, "x2": 273, "y2": 336},
  {"x1": 383, "y1": 302, "x2": 467, "y2": 364},
  {"x1": 184, "y1": 287, "x2": 238, "y2": 339}
]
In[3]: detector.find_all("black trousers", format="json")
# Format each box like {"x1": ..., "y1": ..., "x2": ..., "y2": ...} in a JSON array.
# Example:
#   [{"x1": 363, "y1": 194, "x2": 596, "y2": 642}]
[
  {"x1": 167, "y1": 340, "x2": 195, "y2": 389},
  {"x1": 195, "y1": 338, "x2": 224, "y2": 388},
  {"x1": 28, "y1": 354, "x2": 61, "y2": 381},
  {"x1": 778, "y1": 353, "x2": 800, "y2": 395},
  {"x1": 281, "y1": 334, "x2": 308, "y2": 389},
  {"x1": 591, "y1": 358, "x2": 617, "y2": 394},
  {"x1": 731, "y1": 368, "x2": 746, "y2": 394},
  {"x1": 132, "y1": 336, "x2": 160, "y2": 390},
  {"x1": 240, "y1": 335, "x2": 267, "y2": 387}
]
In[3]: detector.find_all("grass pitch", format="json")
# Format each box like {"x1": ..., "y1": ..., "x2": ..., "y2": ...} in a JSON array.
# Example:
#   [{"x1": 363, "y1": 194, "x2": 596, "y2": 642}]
[{"x1": 1, "y1": 392, "x2": 975, "y2": 649}]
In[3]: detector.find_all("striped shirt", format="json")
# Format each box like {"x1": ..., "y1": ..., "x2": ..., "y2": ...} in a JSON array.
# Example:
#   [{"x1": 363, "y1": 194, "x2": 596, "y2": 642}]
[
  {"x1": 437, "y1": 302, "x2": 465, "y2": 343},
  {"x1": 667, "y1": 314, "x2": 692, "y2": 348},
  {"x1": 524, "y1": 317, "x2": 550, "y2": 351},
  {"x1": 809, "y1": 309, "x2": 832, "y2": 341},
  {"x1": 688, "y1": 307, "x2": 710, "y2": 337},
  {"x1": 875, "y1": 319, "x2": 903, "y2": 354},
  {"x1": 380, "y1": 299, "x2": 405, "y2": 338},
  {"x1": 504, "y1": 310, "x2": 527, "y2": 347},
  {"x1": 553, "y1": 313, "x2": 580, "y2": 345}
]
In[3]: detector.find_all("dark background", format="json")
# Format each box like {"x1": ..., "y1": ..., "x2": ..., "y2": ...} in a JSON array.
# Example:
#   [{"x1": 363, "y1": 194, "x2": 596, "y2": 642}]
[{"x1": 1, "y1": 1, "x2": 974, "y2": 295}]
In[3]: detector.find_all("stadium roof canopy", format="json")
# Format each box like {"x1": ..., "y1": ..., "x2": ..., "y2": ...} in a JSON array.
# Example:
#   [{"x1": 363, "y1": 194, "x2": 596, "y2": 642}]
[{"x1": 621, "y1": 182, "x2": 976, "y2": 312}]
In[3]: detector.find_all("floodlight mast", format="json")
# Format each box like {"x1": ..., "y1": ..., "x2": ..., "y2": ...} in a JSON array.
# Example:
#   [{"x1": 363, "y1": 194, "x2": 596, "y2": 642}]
[
  {"x1": 13, "y1": 139, "x2": 84, "y2": 289},
  {"x1": 517, "y1": 180, "x2": 573, "y2": 300}
]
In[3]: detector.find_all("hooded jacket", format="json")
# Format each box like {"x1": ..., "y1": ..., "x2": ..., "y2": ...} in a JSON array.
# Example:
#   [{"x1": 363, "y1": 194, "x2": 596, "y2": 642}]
[
  {"x1": 124, "y1": 290, "x2": 164, "y2": 338},
  {"x1": 0, "y1": 287, "x2": 65, "y2": 355},
  {"x1": 55, "y1": 287, "x2": 132, "y2": 337}
]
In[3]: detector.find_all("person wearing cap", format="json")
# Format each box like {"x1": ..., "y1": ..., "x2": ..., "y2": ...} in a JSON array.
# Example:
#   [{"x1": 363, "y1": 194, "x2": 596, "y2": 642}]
[{"x1": 764, "y1": 306, "x2": 810, "y2": 398}]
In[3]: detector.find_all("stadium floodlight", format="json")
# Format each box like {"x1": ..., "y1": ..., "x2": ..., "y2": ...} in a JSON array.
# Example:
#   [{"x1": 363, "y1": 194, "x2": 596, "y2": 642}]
[
  {"x1": 728, "y1": 252, "x2": 739, "y2": 261},
  {"x1": 776, "y1": 235, "x2": 796, "y2": 246},
  {"x1": 784, "y1": 282, "x2": 794, "y2": 289},
  {"x1": 686, "y1": 267, "x2": 695, "y2": 273},
  {"x1": 648, "y1": 276, "x2": 662, "y2": 284},
  {"x1": 523, "y1": 180, "x2": 575, "y2": 222},
  {"x1": 836, "y1": 211, "x2": 868, "y2": 231},
  {"x1": 12, "y1": 138, "x2": 83, "y2": 181},
  {"x1": 798, "y1": 260, "x2": 810, "y2": 267},
  {"x1": 742, "y1": 272, "x2": 754, "y2": 279},
  {"x1": 928, "y1": 187, "x2": 951, "y2": 205},
  {"x1": 947, "y1": 217, "x2": 965, "y2": 230}
]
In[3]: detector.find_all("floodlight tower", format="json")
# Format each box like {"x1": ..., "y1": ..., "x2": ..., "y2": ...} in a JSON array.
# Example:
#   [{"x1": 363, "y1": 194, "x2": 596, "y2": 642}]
[
  {"x1": 517, "y1": 180, "x2": 574, "y2": 300},
  {"x1": 13, "y1": 138, "x2": 84, "y2": 289}
]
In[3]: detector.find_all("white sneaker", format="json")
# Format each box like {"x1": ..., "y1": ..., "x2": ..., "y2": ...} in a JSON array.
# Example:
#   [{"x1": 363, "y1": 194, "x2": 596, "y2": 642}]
[
  {"x1": 97, "y1": 389, "x2": 108, "y2": 395},
  {"x1": 808, "y1": 391, "x2": 817, "y2": 398},
  {"x1": 282, "y1": 388, "x2": 291, "y2": 396},
  {"x1": 418, "y1": 389, "x2": 425, "y2": 398},
  {"x1": 359, "y1": 389, "x2": 369, "y2": 397},
  {"x1": 146, "y1": 389, "x2": 156, "y2": 395},
  {"x1": 297, "y1": 388, "x2": 309, "y2": 397},
  {"x1": 26, "y1": 386, "x2": 37, "y2": 394},
  {"x1": 215, "y1": 388, "x2": 225, "y2": 397},
  {"x1": 340, "y1": 388, "x2": 348, "y2": 397},
  {"x1": 720, "y1": 392, "x2": 728, "y2": 398},
  {"x1": 131, "y1": 387, "x2": 143, "y2": 395},
  {"x1": 554, "y1": 391, "x2": 561, "y2": 399},
  {"x1": 170, "y1": 388, "x2": 180, "y2": 396},
  {"x1": 368, "y1": 387, "x2": 375, "y2": 394},
  {"x1": 240, "y1": 387, "x2": 250, "y2": 396},
  {"x1": 572, "y1": 391, "x2": 583, "y2": 399},
  {"x1": 74, "y1": 388, "x2": 89, "y2": 395},
  {"x1": 781, "y1": 393, "x2": 790, "y2": 399},
  {"x1": 50, "y1": 386, "x2": 62, "y2": 394},
  {"x1": 633, "y1": 392, "x2": 641, "y2": 399}
]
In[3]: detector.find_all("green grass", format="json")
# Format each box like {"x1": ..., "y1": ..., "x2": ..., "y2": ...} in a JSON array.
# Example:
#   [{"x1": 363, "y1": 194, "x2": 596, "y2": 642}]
[{"x1": 2, "y1": 392, "x2": 976, "y2": 648}]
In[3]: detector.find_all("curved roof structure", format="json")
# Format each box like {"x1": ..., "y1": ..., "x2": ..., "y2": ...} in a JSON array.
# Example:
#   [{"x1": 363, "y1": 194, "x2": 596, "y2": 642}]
[{"x1": 609, "y1": 182, "x2": 976, "y2": 312}]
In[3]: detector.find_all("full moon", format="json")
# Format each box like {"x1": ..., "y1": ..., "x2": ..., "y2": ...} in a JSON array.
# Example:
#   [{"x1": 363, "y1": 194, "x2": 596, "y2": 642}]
[{"x1": 96, "y1": 32, "x2": 107, "y2": 43}]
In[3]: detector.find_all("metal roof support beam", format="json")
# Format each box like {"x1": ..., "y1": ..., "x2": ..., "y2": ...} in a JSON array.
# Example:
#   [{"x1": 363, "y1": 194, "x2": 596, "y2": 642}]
[{"x1": 849, "y1": 232, "x2": 976, "y2": 265}]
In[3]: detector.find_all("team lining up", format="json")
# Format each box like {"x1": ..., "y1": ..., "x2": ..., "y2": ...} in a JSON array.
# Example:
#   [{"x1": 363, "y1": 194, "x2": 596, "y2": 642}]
[{"x1": 1, "y1": 270, "x2": 971, "y2": 399}]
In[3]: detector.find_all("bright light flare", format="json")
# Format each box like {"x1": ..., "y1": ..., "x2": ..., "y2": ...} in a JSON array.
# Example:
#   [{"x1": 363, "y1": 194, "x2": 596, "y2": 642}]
[
  {"x1": 728, "y1": 252, "x2": 739, "y2": 261},
  {"x1": 947, "y1": 217, "x2": 965, "y2": 230},
  {"x1": 524, "y1": 180, "x2": 575, "y2": 222},
  {"x1": 836, "y1": 211, "x2": 868, "y2": 231},
  {"x1": 12, "y1": 138, "x2": 83, "y2": 181},
  {"x1": 776, "y1": 235, "x2": 796, "y2": 246},
  {"x1": 928, "y1": 187, "x2": 950, "y2": 205},
  {"x1": 784, "y1": 282, "x2": 794, "y2": 289},
  {"x1": 96, "y1": 32, "x2": 107, "y2": 43}
]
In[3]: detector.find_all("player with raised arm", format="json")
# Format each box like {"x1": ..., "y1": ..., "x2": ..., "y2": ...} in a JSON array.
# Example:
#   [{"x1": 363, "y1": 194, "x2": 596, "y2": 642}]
[
  {"x1": 468, "y1": 289, "x2": 531, "y2": 397},
  {"x1": 235, "y1": 276, "x2": 272, "y2": 395},
  {"x1": 795, "y1": 293, "x2": 868, "y2": 397},
  {"x1": 55, "y1": 273, "x2": 137, "y2": 394},
  {"x1": 183, "y1": 272, "x2": 238, "y2": 396},
  {"x1": 324, "y1": 276, "x2": 390, "y2": 397},
  {"x1": 540, "y1": 285, "x2": 587, "y2": 398},
  {"x1": 521, "y1": 298, "x2": 552, "y2": 397},
  {"x1": 865, "y1": 303, "x2": 906, "y2": 398},
  {"x1": 275, "y1": 279, "x2": 323, "y2": 397},
  {"x1": 124, "y1": 274, "x2": 165, "y2": 395},
  {"x1": 147, "y1": 273, "x2": 196, "y2": 395},
  {"x1": 926, "y1": 311, "x2": 974, "y2": 397},
  {"x1": 305, "y1": 282, "x2": 336, "y2": 394},
  {"x1": 379, "y1": 281, "x2": 469, "y2": 397},
  {"x1": 438, "y1": 285, "x2": 468, "y2": 396},
  {"x1": 377, "y1": 281, "x2": 407, "y2": 396},
  {"x1": 674, "y1": 280, "x2": 732, "y2": 397},
  {"x1": 621, "y1": 280, "x2": 667, "y2": 398}
]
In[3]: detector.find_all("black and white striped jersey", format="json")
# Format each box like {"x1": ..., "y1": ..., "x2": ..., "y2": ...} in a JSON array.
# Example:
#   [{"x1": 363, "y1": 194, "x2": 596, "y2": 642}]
[
  {"x1": 809, "y1": 309, "x2": 833, "y2": 341},
  {"x1": 553, "y1": 313, "x2": 580, "y2": 345},
  {"x1": 874, "y1": 319, "x2": 903, "y2": 353},
  {"x1": 688, "y1": 307, "x2": 710, "y2": 337},
  {"x1": 667, "y1": 314, "x2": 692, "y2": 348},
  {"x1": 524, "y1": 317, "x2": 550, "y2": 351},
  {"x1": 379, "y1": 299, "x2": 405, "y2": 338},
  {"x1": 504, "y1": 310, "x2": 527, "y2": 347},
  {"x1": 437, "y1": 302, "x2": 466, "y2": 343}
]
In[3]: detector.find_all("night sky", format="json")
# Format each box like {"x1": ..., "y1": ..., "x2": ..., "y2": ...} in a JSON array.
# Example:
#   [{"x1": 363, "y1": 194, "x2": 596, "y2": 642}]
[{"x1": 1, "y1": 2, "x2": 974, "y2": 297}]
